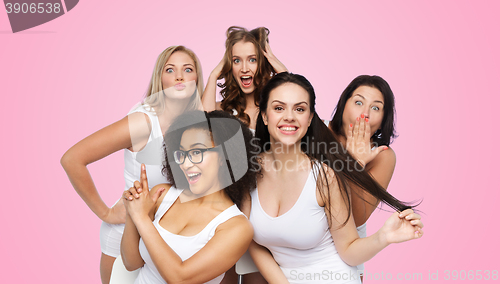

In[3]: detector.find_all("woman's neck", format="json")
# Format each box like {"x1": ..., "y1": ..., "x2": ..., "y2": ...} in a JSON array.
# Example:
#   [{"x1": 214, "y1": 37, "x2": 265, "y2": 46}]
[
  {"x1": 245, "y1": 92, "x2": 256, "y2": 109},
  {"x1": 264, "y1": 141, "x2": 310, "y2": 173}
]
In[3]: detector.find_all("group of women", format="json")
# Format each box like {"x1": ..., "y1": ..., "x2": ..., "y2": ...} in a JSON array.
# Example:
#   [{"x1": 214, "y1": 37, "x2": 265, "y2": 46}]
[{"x1": 61, "y1": 26, "x2": 423, "y2": 284}]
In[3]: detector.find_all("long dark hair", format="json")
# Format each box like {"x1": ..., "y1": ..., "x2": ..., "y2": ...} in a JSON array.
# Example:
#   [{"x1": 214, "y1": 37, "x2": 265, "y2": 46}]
[
  {"x1": 162, "y1": 110, "x2": 257, "y2": 208},
  {"x1": 255, "y1": 72, "x2": 412, "y2": 227},
  {"x1": 219, "y1": 26, "x2": 276, "y2": 125},
  {"x1": 330, "y1": 75, "x2": 397, "y2": 146}
]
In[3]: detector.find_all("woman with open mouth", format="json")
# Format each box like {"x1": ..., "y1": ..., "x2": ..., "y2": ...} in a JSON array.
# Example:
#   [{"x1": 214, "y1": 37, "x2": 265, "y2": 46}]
[
  {"x1": 244, "y1": 72, "x2": 423, "y2": 284},
  {"x1": 202, "y1": 26, "x2": 288, "y2": 131},
  {"x1": 202, "y1": 26, "x2": 288, "y2": 283},
  {"x1": 61, "y1": 45, "x2": 204, "y2": 284},
  {"x1": 120, "y1": 110, "x2": 258, "y2": 284}
]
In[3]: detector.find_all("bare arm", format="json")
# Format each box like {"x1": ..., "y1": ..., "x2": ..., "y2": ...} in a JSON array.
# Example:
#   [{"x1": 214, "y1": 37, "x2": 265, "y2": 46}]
[
  {"x1": 343, "y1": 114, "x2": 396, "y2": 225},
  {"x1": 263, "y1": 41, "x2": 288, "y2": 74},
  {"x1": 202, "y1": 59, "x2": 224, "y2": 112},
  {"x1": 323, "y1": 168, "x2": 423, "y2": 267},
  {"x1": 351, "y1": 148, "x2": 396, "y2": 226},
  {"x1": 121, "y1": 183, "x2": 171, "y2": 271},
  {"x1": 60, "y1": 112, "x2": 151, "y2": 224},
  {"x1": 248, "y1": 241, "x2": 289, "y2": 284},
  {"x1": 120, "y1": 208, "x2": 145, "y2": 270}
]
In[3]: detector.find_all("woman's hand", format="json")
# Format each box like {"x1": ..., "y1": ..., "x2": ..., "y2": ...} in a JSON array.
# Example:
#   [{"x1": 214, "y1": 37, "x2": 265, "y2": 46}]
[
  {"x1": 346, "y1": 114, "x2": 388, "y2": 167},
  {"x1": 262, "y1": 41, "x2": 288, "y2": 73},
  {"x1": 123, "y1": 164, "x2": 165, "y2": 222},
  {"x1": 202, "y1": 57, "x2": 226, "y2": 111},
  {"x1": 379, "y1": 209, "x2": 424, "y2": 245},
  {"x1": 101, "y1": 201, "x2": 127, "y2": 224},
  {"x1": 211, "y1": 57, "x2": 225, "y2": 80}
]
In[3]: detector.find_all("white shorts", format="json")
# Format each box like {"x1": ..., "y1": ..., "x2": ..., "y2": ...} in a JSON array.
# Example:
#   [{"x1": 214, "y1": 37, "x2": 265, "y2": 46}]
[{"x1": 100, "y1": 221, "x2": 125, "y2": 257}]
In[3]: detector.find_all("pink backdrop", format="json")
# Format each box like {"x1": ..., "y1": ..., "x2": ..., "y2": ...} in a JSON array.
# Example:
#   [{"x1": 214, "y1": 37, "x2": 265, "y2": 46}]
[{"x1": 1, "y1": 1, "x2": 499, "y2": 283}]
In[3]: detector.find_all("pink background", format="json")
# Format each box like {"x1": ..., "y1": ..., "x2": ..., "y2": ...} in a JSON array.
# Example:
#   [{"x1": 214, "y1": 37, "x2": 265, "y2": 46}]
[{"x1": 1, "y1": 0, "x2": 499, "y2": 283}]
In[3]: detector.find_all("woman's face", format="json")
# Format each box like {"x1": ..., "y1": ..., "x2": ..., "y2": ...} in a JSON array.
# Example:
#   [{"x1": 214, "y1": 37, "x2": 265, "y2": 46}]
[
  {"x1": 162, "y1": 51, "x2": 198, "y2": 99},
  {"x1": 231, "y1": 40, "x2": 258, "y2": 94},
  {"x1": 262, "y1": 83, "x2": 313, "y2": 147},
  {"x1": 342, "y1": 85, "x2": 385, "y2": 138},
  {"x1": 178, "y1": 128, "x2": 220, "y2": 196}
]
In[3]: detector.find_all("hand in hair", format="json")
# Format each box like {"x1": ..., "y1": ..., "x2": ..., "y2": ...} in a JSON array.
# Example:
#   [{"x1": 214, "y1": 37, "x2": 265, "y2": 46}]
[
  {"x1": 123, "y1": 164, "x2": 166, "y2": 221},
  {"x1": 346, "y1": 114, "x2": 388, "y2": 167},
  {"x1": 378, "y1": 209, "x2": 424, "y2": 245},
  {"x1": 262, "y1": 40, "x2": 288, "y2": 74},
  {"x1": 202, "y1": 58, "x2": 225, "y2": 112},
  {"x1": 211, "y1": 57, "x2": 225, "y2": 80}
]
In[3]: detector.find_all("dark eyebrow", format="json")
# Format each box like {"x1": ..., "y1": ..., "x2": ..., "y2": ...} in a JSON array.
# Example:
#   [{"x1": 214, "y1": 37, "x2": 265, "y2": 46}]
[
  {"x1": 232, "y1": 55, "x2": 256, "y2": 58},
  {"x1": 353, "y1": 94, "x2": 365, "y2": 100},
  {"x1": 271, "y1": 100, "x2": 309, "y2": 106},
  {"x1": 179, "y1": 142, "x2": 208, "y2": 150},
  {"x1": 353, "y1": 94, "x2": 384, "y2": 105}
]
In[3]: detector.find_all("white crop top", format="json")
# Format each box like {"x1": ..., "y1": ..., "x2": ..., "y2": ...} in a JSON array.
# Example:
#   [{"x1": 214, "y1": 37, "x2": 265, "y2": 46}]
[{"x1": 124, "y1": 104, "x2": 169, "y2": 191}]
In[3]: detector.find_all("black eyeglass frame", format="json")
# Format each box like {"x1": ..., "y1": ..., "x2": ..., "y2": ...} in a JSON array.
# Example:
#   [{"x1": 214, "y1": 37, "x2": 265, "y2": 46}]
[{"x1": 173, "y1": 147, "x2": 219, "y2": 165}]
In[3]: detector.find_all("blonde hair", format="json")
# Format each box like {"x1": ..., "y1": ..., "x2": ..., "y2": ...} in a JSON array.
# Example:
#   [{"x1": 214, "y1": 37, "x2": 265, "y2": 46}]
[{"x1": 144, "y1": 46, "x2": 204, "y2": 114}]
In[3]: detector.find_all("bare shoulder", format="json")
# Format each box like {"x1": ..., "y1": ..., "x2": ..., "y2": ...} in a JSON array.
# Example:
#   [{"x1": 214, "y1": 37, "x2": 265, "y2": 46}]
[
  {"x1": 367, "y1": 146, "x2": 396, "y2": 171},
  {"x1": 216, "y1": 214, "x2": 253, "y2": 237},
  {"x1": 127, "y1": 112, "x2": 152, "y2": 136},
  {"x1": 151, "y1": 183, "x2": 173, "y2": 204},
  {"x1": 319, "y1": 162, "x2": 337, "y2": 185}
]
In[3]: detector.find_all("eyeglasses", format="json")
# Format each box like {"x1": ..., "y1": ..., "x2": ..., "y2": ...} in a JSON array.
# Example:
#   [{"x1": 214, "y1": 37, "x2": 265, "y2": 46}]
[{"x1": 173, "y1": 148, "x2": 218, "y2": 165}]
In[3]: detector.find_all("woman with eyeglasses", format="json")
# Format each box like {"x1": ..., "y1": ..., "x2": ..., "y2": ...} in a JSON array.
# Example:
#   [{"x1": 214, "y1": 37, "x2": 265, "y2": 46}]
[{"x1": 120, "y1": 110, "x2": 258, "y2": 284}]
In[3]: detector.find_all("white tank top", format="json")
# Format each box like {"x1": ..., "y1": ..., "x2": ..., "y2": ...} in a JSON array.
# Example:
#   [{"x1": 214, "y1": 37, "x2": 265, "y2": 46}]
[
  {"x1": 249, "y1": 163, "x2": 361, "y2": 283},
  {"x1": 124, "y1": 104, "x2": 169, "y2": 191},
  {"x1": 135, "y1": 187, "x2": 245, "y2": 284}
]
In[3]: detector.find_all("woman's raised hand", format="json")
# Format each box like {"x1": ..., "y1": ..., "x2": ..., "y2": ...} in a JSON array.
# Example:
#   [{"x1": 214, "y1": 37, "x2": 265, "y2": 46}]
[
  {"x1": 211, "y1": 57, "x2": 225, "y2": 80},
  {"x1": 380, "y1": 209, "x2": 424, "y2": 245},
  {"x1": 346, "y1": 114, "x2": 388, "y2": 167},
  {"x1": 123, "y1": 164, "x2": 165, "y2": 221},
  {"x1": 262, "y1": 41, "x2": 288, "y2": 74}
]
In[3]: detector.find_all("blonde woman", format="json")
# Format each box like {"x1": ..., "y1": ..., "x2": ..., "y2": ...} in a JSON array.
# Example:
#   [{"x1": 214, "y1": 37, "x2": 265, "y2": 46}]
[{"x1": 61, "y1": 45, "x2": 203, "y2": 284}]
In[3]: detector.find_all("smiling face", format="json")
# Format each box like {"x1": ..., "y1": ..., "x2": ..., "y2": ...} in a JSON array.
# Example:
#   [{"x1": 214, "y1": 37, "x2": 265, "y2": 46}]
[
  {"x1": 178, "y1": 128, "x2": 220, "y2": 196},
  {"x1": 342, "y1": 85, "x2": 385, "y2": 138},
  {"x1": 231, "y1": 40, "x2": 258, "y2": 94},
  {"x1": 262, "y1": 83, "x2": 313, "y2": 147},
  {"x1": 162, "y1": 51, "x2": 198, "y2": 99}
]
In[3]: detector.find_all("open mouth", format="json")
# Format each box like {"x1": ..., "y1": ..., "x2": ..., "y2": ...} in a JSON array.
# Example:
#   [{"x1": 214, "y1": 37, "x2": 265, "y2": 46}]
[
  {"x1": 240, "y1": 75, "x2": 253, "y2": 88},
  {"x1": 278, "y1": 126, "x2": 298, "y2": 135},
  {"x1": 186, "y1": 172, "x2": 201, "y2": 184}
]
